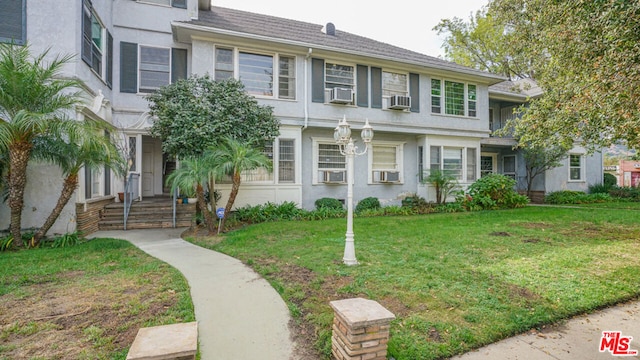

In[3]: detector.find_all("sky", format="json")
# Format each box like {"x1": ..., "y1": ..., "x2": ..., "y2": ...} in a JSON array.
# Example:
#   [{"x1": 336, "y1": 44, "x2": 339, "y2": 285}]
[{"x1": 212, "y1": 0, "x2": 488, "y2": 58}]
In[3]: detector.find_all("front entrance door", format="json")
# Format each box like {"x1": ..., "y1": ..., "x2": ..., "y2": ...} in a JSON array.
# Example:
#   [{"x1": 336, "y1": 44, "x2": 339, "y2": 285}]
[
  {"x1": 142, "y1": 138, "x2": 155, "y2": 197},
  {"x1": 481, "y1": 154, "x2": 496, "y2": 177}
]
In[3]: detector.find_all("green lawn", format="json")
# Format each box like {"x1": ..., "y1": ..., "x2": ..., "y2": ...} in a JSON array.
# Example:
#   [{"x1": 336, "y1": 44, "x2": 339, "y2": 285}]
[
  {"x1": 0, "y1": 239, "x2": 195, "y2": 360},
  {"x1": 190, "y1": 206, "x2": 640, "y2": 360}
]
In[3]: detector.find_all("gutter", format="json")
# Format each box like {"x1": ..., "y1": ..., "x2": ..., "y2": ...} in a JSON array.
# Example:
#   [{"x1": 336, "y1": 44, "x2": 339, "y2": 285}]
[{"x1": 304, "y1": 48, "x2": 312, "y2": 129}]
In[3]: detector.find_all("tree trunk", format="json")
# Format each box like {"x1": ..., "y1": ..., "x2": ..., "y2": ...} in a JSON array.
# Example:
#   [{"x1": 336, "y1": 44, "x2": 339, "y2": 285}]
[
  {"x1": 8, "y1": 142, "x2": 33, "y2": 248},
  {"x1": 219, "y1": 172, "x2": 241, "y2": 232},
  {"x1": 33, "y1": 174, "x2": 78, "y2": 245},
  {"x1": 196, "y1": 183, "x2": 215, "y2": 235}
]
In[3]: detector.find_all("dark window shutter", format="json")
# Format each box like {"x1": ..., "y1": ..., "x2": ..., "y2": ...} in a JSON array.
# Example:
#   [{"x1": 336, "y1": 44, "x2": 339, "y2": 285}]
[
  {"x1": 171, "y1": 48, "x2": 188, "y2": 83},
  {"x1": 172, "y1": 0, "x2": 187, "y2": 8},
  {"x1": 84, "y1": 166, "x2": 91, "y2": 199},
  {"x1": 106, "y1": 31, "x2": 113, "y2": 88},
  {"x1": 356, "y1": 65, "x2": 369, "y2": 108},
  {"x1": 371, "y1": 67, "x2": 382, "y2": 109},
  {"x1": 311, "y1": 58, "x2": 325, "y2": 103},
  {"x1": 0, "y1": 0, "x2": 26, "y2": 44},
  {"x1": 409, "y1": 73, "x2": 420, "y2": 113},
  {"x1": 120, "y1": 42, "x2": 138, "y2": 93},
  {"x1": 104, "y1": 130, "x2": 111, "y2": 196},
  {"x1": 81, "y1": 0, "x2": 92, "y2": 65}
]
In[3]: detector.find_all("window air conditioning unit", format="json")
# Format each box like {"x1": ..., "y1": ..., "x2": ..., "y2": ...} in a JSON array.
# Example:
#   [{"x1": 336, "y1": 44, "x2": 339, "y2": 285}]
[
  {"x1": 388, "y1": 95, "x2": 411, "y2": 110},
  {"x1": 322, "y1": 170, "x2": 346, "y2": 183},
  {"x1": 379, "y1": 171, "x2": 400, "y2": 183},
  {"x1": 329, "y1": 87, "x2": 353, "y2": 104}
]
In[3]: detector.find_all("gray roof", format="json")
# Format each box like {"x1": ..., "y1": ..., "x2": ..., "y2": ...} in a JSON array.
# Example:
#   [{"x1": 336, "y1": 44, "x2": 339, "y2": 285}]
[
  {"x1": 179, "y1": 6, "x2": 504, "y2": 82},
  {"x1": 489, "y1": 78, "x2": 543, "y2": 100}
]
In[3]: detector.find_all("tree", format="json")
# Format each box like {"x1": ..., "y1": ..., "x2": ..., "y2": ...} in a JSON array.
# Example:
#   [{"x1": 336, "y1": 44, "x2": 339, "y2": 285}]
[
  {"x1": 0, "y1": 43, "x2": 83, "y2": 247},
  {"x1": 434, "y1": 6, "x2": 532, "y2": 80},
  {"x1": 210, "y1": 137, "x2": 272, "y2": 232},
  {"x1": 165, "y1": 156, "x2": 219, "y2": 234},
  {"x1": 147, "y1": 76, "x2": 280, "y2": 159},
  {"x1": 32, "y1": 122, "x2": 125, "y2": 245},
  {"x1": 490, "y1": 0, "x2": 640, "y2": 151},
  {"x1": 519, "y1": 143, "x2": 568, "y2": 198}
]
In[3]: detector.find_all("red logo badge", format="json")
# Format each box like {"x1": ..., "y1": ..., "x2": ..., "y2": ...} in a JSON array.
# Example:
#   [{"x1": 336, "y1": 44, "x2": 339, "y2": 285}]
[{"x1": 600, "y1": 331, "x2": 638, "y2": 356}]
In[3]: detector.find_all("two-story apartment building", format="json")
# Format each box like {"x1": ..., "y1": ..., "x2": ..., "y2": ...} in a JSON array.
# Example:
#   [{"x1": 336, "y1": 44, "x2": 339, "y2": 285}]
[{"x1": 0, "y1": 0, "x2": 602, "y2": 235}]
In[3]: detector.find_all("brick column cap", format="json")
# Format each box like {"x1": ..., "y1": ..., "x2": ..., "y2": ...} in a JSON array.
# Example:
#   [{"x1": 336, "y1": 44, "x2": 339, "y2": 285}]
[{"x1": 330, "y1": 298, "x2": 395, "y2": 328}]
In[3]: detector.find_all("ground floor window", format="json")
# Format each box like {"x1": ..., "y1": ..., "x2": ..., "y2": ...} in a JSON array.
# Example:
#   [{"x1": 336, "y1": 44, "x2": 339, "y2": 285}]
[
  {"x1": 503, "y1": 155, "x2": 516, "y2": 180},
  {"x1": 429, "y1": 146, "x2": 477, "y2": 181},
  {"x1": 371, "y1": 142, "x2": 403, "y2": 183},
  {"x1": 569, "y1": 154, "x2": 583, "y2": 181}
]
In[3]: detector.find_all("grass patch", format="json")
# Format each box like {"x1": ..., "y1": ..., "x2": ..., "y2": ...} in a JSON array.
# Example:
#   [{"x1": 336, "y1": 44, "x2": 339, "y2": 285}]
[
  {"x1": 0, "y1": 238, "x2": 195, "y2": 359},
  {"x1": 188, "y1": 206, "x2": 640, "y2": 359}
]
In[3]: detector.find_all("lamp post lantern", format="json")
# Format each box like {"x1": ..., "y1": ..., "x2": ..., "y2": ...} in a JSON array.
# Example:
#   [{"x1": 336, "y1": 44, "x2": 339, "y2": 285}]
[{"x1": 334, "y1": 115, "x2": 373, "y2": 265}]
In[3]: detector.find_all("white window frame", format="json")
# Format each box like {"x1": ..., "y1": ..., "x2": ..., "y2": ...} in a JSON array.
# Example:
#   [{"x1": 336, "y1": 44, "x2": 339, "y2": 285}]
[
  {"x1": 324, "y1": 61, "x2": 355, "y2": 90},
  {"x1": 278, "y1": 139, "x2": 295, "y2": 183},
  {"x1": 382, "y1": 70, "x2": 409, "y2": 97},
  {"x1": 312, "y1": 138, "x2": 347, "y2": 184},
  {"x1": 569, "y1": 154, "x2": 585, "y2": 182},
  {"x1": 138, "y1": 45, "x2": 171, "y2": 93},
  {"x1": 368, "y1": 141, "x2": 404, "y2": 184},
  {"x1": 213, "y1": 46, "x2": 297, "y2": 100},
  {"x1": 429, "y1": 145, "x2": 477, "y2": 182},
  {"x1": 430, "y1": 78, "x2": 478, "y2": 118}
]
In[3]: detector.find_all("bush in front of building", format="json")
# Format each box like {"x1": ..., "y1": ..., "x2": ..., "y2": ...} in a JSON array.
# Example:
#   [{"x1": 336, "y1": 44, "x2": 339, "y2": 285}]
[
  {"x1": 314, "y1": 197, "x2": 344, "y2": 210},
  {"x1": 544, "y1": 190, "x2": 612, "y2": 204},
  {"x1": 355, "y1": 197, "x2": 381, "y2": 214},
  {"x1": 464, "y1": 174, "x2": 529, "y2": 210}
]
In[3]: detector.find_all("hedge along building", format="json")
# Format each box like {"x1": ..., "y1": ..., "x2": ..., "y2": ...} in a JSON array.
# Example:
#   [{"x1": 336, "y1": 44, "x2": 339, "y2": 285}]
[{"x1": 0, "y1": 0, "x2": 602, "y2": 235}]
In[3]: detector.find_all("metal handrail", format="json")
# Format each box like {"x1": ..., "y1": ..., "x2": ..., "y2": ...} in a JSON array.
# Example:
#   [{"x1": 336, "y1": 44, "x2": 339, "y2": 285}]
[
  {"x1": 172, "y1": 186, "x2": 177, "y2": 228},
  {"x1": 123, "y1": 172, "x2": 140, "y2": 230}
]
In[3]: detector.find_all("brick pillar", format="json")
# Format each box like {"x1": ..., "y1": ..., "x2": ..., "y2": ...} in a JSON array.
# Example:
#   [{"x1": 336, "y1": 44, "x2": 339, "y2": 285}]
[{"x1": 330, "y1": 297, "x2": 396, "y2": 360}]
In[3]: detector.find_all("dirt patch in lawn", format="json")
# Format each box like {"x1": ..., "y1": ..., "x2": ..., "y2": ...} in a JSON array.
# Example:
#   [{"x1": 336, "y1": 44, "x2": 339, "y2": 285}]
[{"x1": 0, "y1": 272, "x2": 180, "y2": 359}]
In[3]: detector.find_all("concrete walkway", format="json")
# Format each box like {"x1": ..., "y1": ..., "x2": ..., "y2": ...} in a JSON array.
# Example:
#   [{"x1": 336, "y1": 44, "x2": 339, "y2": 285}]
[
  {"x1": 450, "y1": 300, "x2": 640, "y2": 360},
  {"x1": 89, "y1": 228, "x2": 294, "y2": 360}
]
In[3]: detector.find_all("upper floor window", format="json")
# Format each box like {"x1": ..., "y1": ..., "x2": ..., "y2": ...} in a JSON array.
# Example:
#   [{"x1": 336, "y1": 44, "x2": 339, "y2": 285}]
[
  {"x1": 569, "y1": 154, "x2": 584, "y2": 181},
  {"x1": 431, "y1": 79, "x2": 477, "y2": 117},
  {"x1": 139, "y1": 46, "x2": 170, "y2": 93},
  {"x1": 138, "y1": 0, "x2": 187, "y2": 8},
  {"x1": 382, "y1": 71, "x2": 408, "y2": 97},
  {"x1": 82, "y1": 0, "x2": 113, "y2": 87},
  {"x1": 214, "y1": 47, "x2": 296, "y2": 100},
  {"x1": 0, "y1": 0, "x2": 26, "y2": 44},
  {"x1": 325, "y1": 63, "x2": 354, "y2": 90},
  {"x1": 120, "y1": 42, "x2": 187, "y2": 94}
]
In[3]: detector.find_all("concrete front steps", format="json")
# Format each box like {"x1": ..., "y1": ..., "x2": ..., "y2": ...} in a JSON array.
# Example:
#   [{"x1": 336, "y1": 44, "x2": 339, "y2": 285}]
[{"x1": 98, "y1": 197, "x2": 196, "y2": 230}]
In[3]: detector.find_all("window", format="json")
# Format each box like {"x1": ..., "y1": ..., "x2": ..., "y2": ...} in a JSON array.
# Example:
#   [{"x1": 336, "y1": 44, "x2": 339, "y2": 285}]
[
  {"x1": 371, "y1": 143, "x2": 403, "y2": 183},
  {"x1": 215, "y1": 48, "x2": 233, "y2": 80},
  {"x1": 467, "y1": 148, "x2": 477, "y2": 181},
  {"x1": 481, "y1": 155, "x2": 495, "y2": 177},
  {"x1": 325, "y1": 63, "x2": 354, "y2": 90},
  {"x1": 382, "y1": 71, "x2": 408, "y2": 97},
  {"x1": 431, "y1": 79, "x2": 478, "y2": 117},
  {"x1": 214, "y1": 47, "x2": 296, "y2": 99},
  {"x1": 239, "y1": 52, "x2": 273, "y2": 96},
  {"x1": 569, "y1": 154, "x2": 583, "y2": 181},
  {"x1": 139, "y1": 46, "x2": 170, "y2": 93},
  {"x1": 0, "y1": 0, "x2": 26, "y2": 44},
  {"x1": 503, "y1": 155, "x2": 516, "y2": 180},
  {"x1": 431, "y1": 79, "x2": 441, "y2": 113},
  {"x1": 279, "y1": 139, "x2": 295, "y2": 183},
  {"x1": 430, "y1": 146, "x2": 476, "y2": 181},
  {"x1": 239, "y1": 142, "x2": 274, "y2": 183},
  {"x1": 318, "y1": 144, "x2": 346, "y2": 170},
  {"x1": 82, "y1": 0, "x2": 112, "y2": 86}
]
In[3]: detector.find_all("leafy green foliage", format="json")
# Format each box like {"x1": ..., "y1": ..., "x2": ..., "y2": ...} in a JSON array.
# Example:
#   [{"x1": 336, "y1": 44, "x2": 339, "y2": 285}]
[
  {"x1": 147, "y1": 76, "x2": 280, "y2": 158},
  {"x1": 604, "y1": 173, "x2": 617, "y2": 188},
  {"x1": 608, "y1": 187, "x2": 640, "y2": 200},
  {"x1": 233, "y1": 202, "x2": 303, "y2": 223},
  {"x1": 401, "y1": 195, "x2": 436, "y2": 214},
  {"x1": 425, "y1": 170, "x2": 458, "y2": 204},
  {"x1": 490, "y1": 0, "x2": 640, "y2": 151},
  {"x1": 51, "y1": 232, "x2": 82, "y2": 248},
  {"x1": 355, "y1": 197, "x2": 380, "y2": 214},
  {"x1": 0, "y1": 234, "x2": 13, "y2": 252},
  {"x1": 589, "y1": 183, "x2": 612, "y2": 194},
  {"x1": 314, "y1": 197, "x2": 343, "y2": 210},
  {"x1": 465, "y1": 174, "x2": 529, "y2": 209},
  {"x1": 520, "y1": 144, "x2": 568, "y2": 196},
  {"x1": 545, "y1": 191, "x2": 612, "y2": 204}
]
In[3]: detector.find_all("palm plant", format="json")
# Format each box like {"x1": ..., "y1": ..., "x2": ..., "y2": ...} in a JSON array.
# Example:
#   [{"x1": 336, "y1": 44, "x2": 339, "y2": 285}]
[
  {"x1": 165, "y1": 156, "x2": 218, "y2": 234},
  {"x1": 0, "y1": 43, "x2": 83, "y2": 246},
  {"x1": 425, "y1": 169, "x2": 458, "y2": 204},
  {"x1": 31, "y1": 121, "x2": 125, "y2": 245},
  {"x1": 209, "y1": 137, "x2": 272, "y2": 232}
]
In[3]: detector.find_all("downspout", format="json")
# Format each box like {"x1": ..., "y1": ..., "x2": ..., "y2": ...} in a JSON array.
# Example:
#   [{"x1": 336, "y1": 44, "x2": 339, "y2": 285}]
[{"x1": 303, "y1": 48, "x2": 313, "y2": 129}]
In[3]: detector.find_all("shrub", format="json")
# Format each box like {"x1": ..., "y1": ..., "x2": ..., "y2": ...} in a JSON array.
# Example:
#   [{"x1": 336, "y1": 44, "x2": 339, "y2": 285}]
[
  {"x1": 51, "y1": 232, "x2": 82, "y2": 248},
  {"x1": 425, "y1": 170, "x2": 458, "y2": 204},
  {"x1": 589, "y1": 183, "x2": 611, "y2": 194},
  {"x1": 233, "y1": 201, "x2": 303, "y2": 223},
  {"x1": 355, "y1": 197, "x2": 380, "y2": 213},
  {"x1": 545, "y1": 190, "x2": 612, "y2": 204},
  {"x1": 465, "y1": 174, "x2": 529, "y2": 209},
  {"x1": 604, "y1": 172, "x2": 617, "y2": 188},
  {"x1": 401, "y1": 195, "x2": 435, "y2": 214},
  {"x1": 314, "y1": 197, "x2": 343, "y2": 210},
  {"x1": 609, "y1": 186, "x2": 640, "y2": 200},
  {"x1": 0, "y1": 235, "x2": 13, "y2": 252}
]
